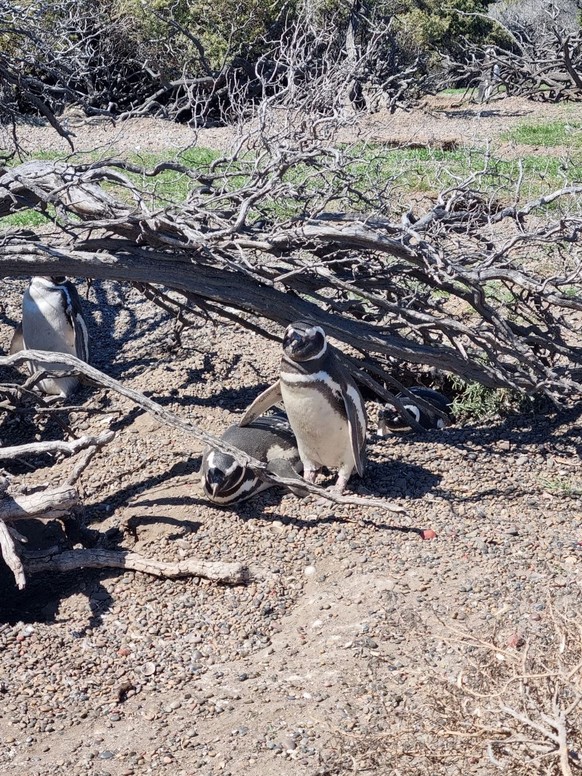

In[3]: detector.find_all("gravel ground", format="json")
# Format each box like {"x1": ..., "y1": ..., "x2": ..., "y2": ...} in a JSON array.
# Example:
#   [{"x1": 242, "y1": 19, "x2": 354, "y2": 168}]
[
  {"x1": 7, "y1": 94, "x2": 580, "y2": 157},
  {"x1": 1, "y1": 100, "x2": 582, "y2": 775}
]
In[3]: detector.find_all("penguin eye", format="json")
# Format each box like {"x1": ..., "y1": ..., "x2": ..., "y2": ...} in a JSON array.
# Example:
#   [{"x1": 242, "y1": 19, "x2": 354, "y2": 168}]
[{"x1": 222, "y1": 465, "x2": 245, "y2": 487}]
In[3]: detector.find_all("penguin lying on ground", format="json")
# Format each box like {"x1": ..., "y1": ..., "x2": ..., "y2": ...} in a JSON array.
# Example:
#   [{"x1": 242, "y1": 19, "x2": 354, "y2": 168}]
[
  {"x1": 10, "y1": 276, "x2": 89, "y2": 398},
  {"x1": 201, "y1": 415, "x2": 303, "y2": 504},
  {"x1": 239, "y1": 321, "x2": 367, "y2": 494},
  {"x1": 377, "y1": 387, "x2": 452, "y2": 435}
]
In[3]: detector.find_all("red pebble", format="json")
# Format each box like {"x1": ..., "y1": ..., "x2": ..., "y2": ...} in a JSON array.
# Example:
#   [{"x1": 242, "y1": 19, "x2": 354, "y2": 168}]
[{"x1": 420, "y1": 528, "x2": 438, "y2": 540}]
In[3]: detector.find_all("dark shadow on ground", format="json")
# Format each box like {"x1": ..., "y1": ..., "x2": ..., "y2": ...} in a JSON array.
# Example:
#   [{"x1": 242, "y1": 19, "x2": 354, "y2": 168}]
[
  {"x1": 83, "y1": 456, "x2": 202, "y2": 526},
  {"x1": 438, "y1": 108, "x2": 531, "y2": 119},
  {"x1": 371, "y1": 404, "x2": 582, "y2": 459},
  {"x1": 125, "y1": 514, "x2": 201, "y2": 542},
  {"x1": 0, "y1": 515, "x2": 117, "y2": 629},
  {"x1": 0, "y1": 455, "x2": 204, "y2": 627}
]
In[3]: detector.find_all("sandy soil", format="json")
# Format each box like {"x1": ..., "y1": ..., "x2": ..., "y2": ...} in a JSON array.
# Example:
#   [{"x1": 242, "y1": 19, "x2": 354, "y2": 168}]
[
  {"x1": 7, "y1": 94, "x2": 581, "y2": 158},
  {"x1": 0, "y1": 98, "x2": 581, "y2": 776}
]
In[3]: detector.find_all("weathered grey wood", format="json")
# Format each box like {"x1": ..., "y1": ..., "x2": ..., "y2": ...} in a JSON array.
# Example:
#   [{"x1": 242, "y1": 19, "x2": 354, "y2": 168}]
[
  {"x1": 0, "y1": 431, "x2": 115, "y2": 460},
  {"x1": 0, "y1": 485, "x2": 80, "y2": 521},
  {"x1": 1, "y1": 153, "x2": 581, "y2": 403},
  {"x1": 24, "y1": 548, "x2": 247, "y2": 584},
  {"x1": 0, "y1": 519, "x2": 26, "y2": 590}
]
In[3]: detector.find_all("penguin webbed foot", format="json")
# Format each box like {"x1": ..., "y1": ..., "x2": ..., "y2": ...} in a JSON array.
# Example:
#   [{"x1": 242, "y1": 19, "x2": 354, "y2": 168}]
[{"x1": 302, "y1": 467, "x2": 319, "y2": 485}]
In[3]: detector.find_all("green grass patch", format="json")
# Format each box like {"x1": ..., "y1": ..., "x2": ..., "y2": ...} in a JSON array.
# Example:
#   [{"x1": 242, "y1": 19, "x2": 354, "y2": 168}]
[
  {"x1": 2, "y1": 139, "x2": 582, "y2": 232},
  {"x1": 502, "y1": 120, "x2": 582, "y2": 148},
  {"x1": 540, "y1": 477, "x2": 582, "y2": 497},
  {"x1": 343, "y1": 144, "x2": 582, "y2": 210},
  {"x1": 1, "y1": 210, "x2": 51, "y2": 228}
]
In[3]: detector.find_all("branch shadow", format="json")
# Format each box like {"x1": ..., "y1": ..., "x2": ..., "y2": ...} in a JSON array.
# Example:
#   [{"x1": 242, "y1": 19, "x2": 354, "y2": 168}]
[
  {"x1": 124, "y1": 513, "x2": 201, "y2": 542},
  {"x1": 83, "y1": 455, "x2": 203, "y2": 526},
  {"x1": 0, "y1": 519, "x2": 116, "y2": 629},
  {"x1": 0, "y1": 456, "x2": 204, "y2": 628},
  {"x1": 431, "y1": 405, "x2": 582, "y2": 457},
  {"x1": 152, "y1": 378, "x2": 268, "y2": 412}
]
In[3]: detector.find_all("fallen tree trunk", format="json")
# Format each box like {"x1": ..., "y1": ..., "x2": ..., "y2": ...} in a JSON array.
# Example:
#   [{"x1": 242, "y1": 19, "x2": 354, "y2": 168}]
[{"x1": 1, "y1": 154, "x2": 581, "y2": 402}]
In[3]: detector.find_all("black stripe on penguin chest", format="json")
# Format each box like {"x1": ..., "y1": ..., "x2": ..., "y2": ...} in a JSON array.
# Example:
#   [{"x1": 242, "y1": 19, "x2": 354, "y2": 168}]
[{"x1": 280, "y1": 357, "x2": 347, "y2": 421}]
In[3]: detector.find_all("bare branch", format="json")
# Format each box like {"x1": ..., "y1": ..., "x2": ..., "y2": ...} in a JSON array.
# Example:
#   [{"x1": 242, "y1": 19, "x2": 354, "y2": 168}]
[
  {"x1": 24, "y1": 548, "x2": 247, "y2": 584},
  {"x1": 0, "y1": 431, "x2": 115, "y2": 461}
]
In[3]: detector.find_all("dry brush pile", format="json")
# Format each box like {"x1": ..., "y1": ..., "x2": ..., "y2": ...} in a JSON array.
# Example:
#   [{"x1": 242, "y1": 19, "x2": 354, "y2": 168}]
[
  {"x1": 1, "y1": 21, "x2": 582, "y2": 589},
  {"x1": 320, "y1": 611, "x2": 582, "y2": 775}
]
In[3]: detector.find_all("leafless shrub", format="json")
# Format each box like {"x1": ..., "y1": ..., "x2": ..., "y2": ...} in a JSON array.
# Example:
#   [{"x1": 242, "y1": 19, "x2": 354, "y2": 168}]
[
  {"x1": 320, "y1": 608, "x2": 582, "y2": 775},
  {"x1": 1, "y1": 97, "x2": 581, "y2": 405},
  {"x1": 0, "y1": 0, "x2": 425, "y2": 133},
  {"x1": 443, "y1": 2, "x2": 582, "y2": 103}
]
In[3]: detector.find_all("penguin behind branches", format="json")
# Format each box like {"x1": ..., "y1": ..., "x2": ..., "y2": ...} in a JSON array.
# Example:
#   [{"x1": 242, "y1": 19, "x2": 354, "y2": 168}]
[
  {"x1": 377, "y1": 387, "x2": 452, "y2": 436},
  {"x1": 201, "y1": 415, "x2": 304, "y2": 505},
  {"x1": 239, "y1": 321, "x2": 367, "y2": 494},
  {"x1": 10, "y1": 276, "x2": 89, "y2": 398}
]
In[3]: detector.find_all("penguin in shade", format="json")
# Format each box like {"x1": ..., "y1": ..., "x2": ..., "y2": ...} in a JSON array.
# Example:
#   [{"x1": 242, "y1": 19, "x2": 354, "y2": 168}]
[
  {"x1": 10, "y1": 276, "x2": 89, "y2": 398},
  {"x1": 201, "y1": 415, "x2": 303, "y2": 504},
  {"x1": 377, "y1": 386, "x2": 452, "y2": 436},
  {"x1": 239, "y1": 321, "x2": 367, "y2": 494}
]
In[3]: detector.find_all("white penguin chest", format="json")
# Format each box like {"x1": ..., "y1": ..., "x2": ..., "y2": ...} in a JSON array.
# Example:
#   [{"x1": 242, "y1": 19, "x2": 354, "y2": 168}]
[
  {"x1": 22, "y1": 287, "x2": 75, "y2": 353},
  {"x1": 281, "y1": 377, "x2": 352, "y2": 468}
]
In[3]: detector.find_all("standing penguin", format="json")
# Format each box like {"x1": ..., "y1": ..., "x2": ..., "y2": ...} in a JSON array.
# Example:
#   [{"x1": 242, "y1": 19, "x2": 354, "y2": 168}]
[
  {"x1": 201, "y1": 415, "x2": 303, "y2": 504},
  {"x1": 240, "y1": 321, "x2": 367, "y2": 494},
  {"x1": 377, "y1": 387, "x2": 452, "y2": 435},
  {"x1": 10, "y1": 276, "x2": 89, "y2": 398}
]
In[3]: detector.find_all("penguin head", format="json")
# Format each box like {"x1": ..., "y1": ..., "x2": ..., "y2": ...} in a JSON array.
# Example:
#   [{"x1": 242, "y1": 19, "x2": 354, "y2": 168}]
[
  {"x1": 33, "y1": 276, "x2": 66, "y2": 290},
  {"x1": 377, "y1": 387, "x2": 452, "y2": 435},
  {"x1": 283, "y1": 321, "x2": 327, "y2": 362},
  {"x1": 202, "y1": 450, "x2": 245, "y2": 499},
  {"x1": 377, "y1": 402, "x2": 421, "y2": 435}
]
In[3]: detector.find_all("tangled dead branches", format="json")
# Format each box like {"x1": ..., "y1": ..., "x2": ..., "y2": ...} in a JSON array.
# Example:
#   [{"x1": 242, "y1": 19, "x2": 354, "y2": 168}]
[
  {"x1": 445, "y1": 2, "x2": 582, "y2": 103},
  {"x1": 321, "y1": 609, "x2": 582, "y2": 775},
  {"x1": 0, "y1": 116, "x2": 581, "y2": 403}
]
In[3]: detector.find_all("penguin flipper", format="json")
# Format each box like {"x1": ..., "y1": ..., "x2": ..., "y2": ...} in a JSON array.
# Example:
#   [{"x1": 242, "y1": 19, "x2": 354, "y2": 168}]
[
  {"x1": 73, "y1": 312, "x2": 89, "y2": 362},
  {"x1": 9, "y1": 323, "x2": 23, "y2": 355},
  {"x1": 63, "y1": 282, "x2": 89, "y2": 362},
  {"x1": 239, "y1": 380, "x2": 282, "y2": 426},
  {"x1": 267, "y1": 458, "x2": 308, "y2": 498},
  {"x1": 343, "y1": 382, "x2": 367, "y2": 477}
]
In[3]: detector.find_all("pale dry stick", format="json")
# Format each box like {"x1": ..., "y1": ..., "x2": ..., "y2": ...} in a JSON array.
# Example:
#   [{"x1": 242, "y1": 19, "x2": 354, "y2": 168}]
[
  {"x1": 0, "y1": 351, "x2": 407, "y2": 516},
  {"x1": 0, "y1": 431, "x2": 115, "y2": 460},
  {"x1": 499, "y1": 704, "x2": 573, "y2": 776},
  {"x1": 542, "y1": 704, "x2": 573, "y2": 776},
  {"x1": 0, "y1": 485, "x2": 79, "y2": 521},
  {"x1": 0, "y1": 518, "x2": 26, "y2": 589},
  {"x1": 0, "y1": 485, "x2": 247, "y2": 586},
  {"x1": 65, "y1": 444, "x2": 102, "y2": 488},
  {"x1": 24, "y1": 548, "x2": 246, "y2": 584},
  {"x1": 456, "y1": 669, "x2": 554, "y2": 701}
]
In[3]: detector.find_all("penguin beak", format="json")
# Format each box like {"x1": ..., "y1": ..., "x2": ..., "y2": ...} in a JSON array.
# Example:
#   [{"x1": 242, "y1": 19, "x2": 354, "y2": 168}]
[{"x1": 206, "y1": 468, "x2": 225, "y2": 496}]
